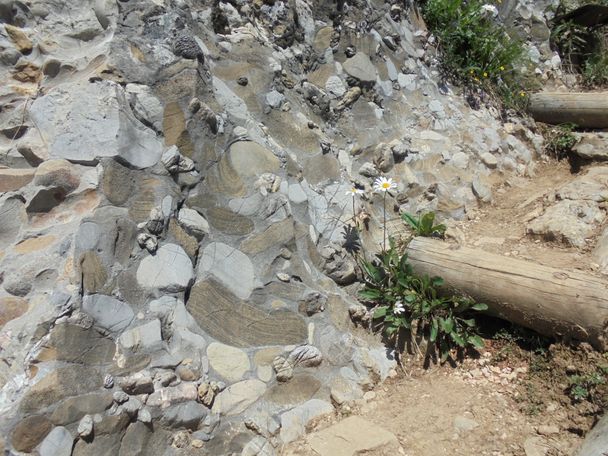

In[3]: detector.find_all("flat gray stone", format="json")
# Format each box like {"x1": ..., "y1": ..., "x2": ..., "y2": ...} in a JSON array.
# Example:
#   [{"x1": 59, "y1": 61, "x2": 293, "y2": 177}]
[
  {"x1": 206, "y1": 206, "x2": 254, "y2": 235},
  {"x1": 576, "y1": 413, "x2": 608, "y2": 456},
  {"x1": 118, "y1": 320, "x2": 163, "y2": 351},
  {"x1": 288, "y1": 183, "x2": 308, "y2": 204},
  {"x1": 265, "y1": 374, "x2": 321, "y2": 406},
  {"x1": 211, "y1": 379, "x2": 266, "y2": 416},
  {"x1": 527, "y1": 200, "x2": 604, "y2": 247},
  {"x1": 0, "y1": 196, "x2": 26, "y2": 249},
  {"x1": 187, "y1": 279, "x2": 307, "y2": 348},
  {"x1": 280, "y1": 399, "x2": 334, "y2": 443},
  {"x1": 325, "y1": 76, "x2": 346, "y2": 98},
  {"x1": 41, "y1": 324, "x2": 115, "y2": 365},
  {"x1": 161, "y1": 401, "x2": 208, "y2": 430},
  {"x1": 82, "y1": 295, "x2": 134, "y2": 333},
  {"x1": 472, "y1": 176, "x2": 492, "y2": 203},
  {"x1": 207, "y1": 342, "x2": 250, "y2": 382},
  {"x1": 573, "y1": 133, "x2": 608, "y2": 161},
  {"x1": 228, "y1": 141, "x2": 281, "y2": 178},
  {"x1": 136, "y1": 244, "x2": 194, "y2": 292},
  {"x1": 29, "y1": 80, "x2": 162, "y2": 168},
  {"x1": 343, "y1": 52, "x2": 378, "y2": 82},
  {"x1": 39, "y1": 426, "x2": 73, "y2": 456},
  {"x1": 454, "y1": 415, "x2": 479, "y2": 433},
  {"x1": 480, "y1": 152, "x2": 498, "y2": 168},
  {"x1": 240, "y1": 218, "x2": 295, "y2": 256},
  {"x1": 309, "y1": 416, "x2": 399, "y2": 456},
  {"x1": 178, "y1": 208, "x2": 210, "y2": 239},
  {"x1": 198, "y1": 242, "x2": 255, "y2": 299}
]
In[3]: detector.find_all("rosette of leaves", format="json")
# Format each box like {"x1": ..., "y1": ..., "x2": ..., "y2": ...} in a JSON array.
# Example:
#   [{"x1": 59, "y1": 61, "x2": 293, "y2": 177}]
[
  {"x1": 359, "y1": 240, "x2": 487, "y2": 363},
  {"x1": 401, "y1": 211, "x2": 447, "y2": 238}
]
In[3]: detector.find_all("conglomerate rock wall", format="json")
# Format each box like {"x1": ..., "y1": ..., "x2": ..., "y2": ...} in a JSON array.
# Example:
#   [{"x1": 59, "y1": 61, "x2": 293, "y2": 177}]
[{"x1": 0, "y1": 0, "x2": 556, "y2": 454}]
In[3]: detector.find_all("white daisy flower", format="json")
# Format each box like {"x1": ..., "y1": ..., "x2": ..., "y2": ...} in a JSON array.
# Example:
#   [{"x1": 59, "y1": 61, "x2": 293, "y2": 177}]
[
  {"x1": 393, "y1": 301, "x2": 405, "y2": 315},
  {"x1": 373, "y1": 176, "x2": 397, "y2": 193},
  {"x1": 345, "y1": 187, "x2": 365, "y2": 196},
  {"x1": 480, "y1": 4, "x2": 498, "y2": 17}
]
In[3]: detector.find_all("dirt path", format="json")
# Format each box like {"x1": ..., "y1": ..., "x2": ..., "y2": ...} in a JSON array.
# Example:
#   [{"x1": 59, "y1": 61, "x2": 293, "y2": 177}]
[
  {"x1": 453, "y1": 158, "x2": 600, "y2": 273},
  {"x1": 284, "y1": 157, "x2": 608, "y2": 456},
  {"x1": 283, "y1": 342, "x2": 606, "y2": 456}
]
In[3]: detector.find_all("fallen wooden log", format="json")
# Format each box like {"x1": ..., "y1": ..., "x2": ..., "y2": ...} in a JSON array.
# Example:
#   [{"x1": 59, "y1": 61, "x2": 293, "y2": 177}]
[
  {"x1": 528, "y1": 92, "x2": 608, "y2": 129},
  {"x1": 406, "y1": 237, "x2": 608, "y2": 351}
]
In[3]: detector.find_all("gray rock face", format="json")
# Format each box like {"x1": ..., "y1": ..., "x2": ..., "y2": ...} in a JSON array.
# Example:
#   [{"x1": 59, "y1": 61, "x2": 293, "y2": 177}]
[
  {"x1": 575, "y1": 413, "x2": 608, "y2": 456},
  {"x1": 343, "y1": 52, "x2": 378, "y2": 83},
  {"x1": 573, "y1": 133, "x2": 608, "y2": 161},
  {"x1": 136, "y1": 244, "x2": 194, "y2": 292},
  {"x1": 39, "y1": 426, "x2": 73, "y2": 456},
  {"x1": 118, "y1": 320, "x2": 163, "y2": 352},
  {"x1": 82, "y1": 295, "x2": 134, "y2": 333},
  {"x1": 211, "y1": 379, "x2": 266, "y2": 416},
  {"x1": 30, "y1": 81, "x2": 163, "y2": 168},
  {"x1": 173, "y1": 34, "x2": 203, "y2": 60},
  {"x1": 207, "y1": 342, "x2": 250, "y2": 382},
  {"x1": 198, "y1": 242, "x2": 255, "y2": 299},
  {"x1": 0, "y1": 196, "x2": 26, "y2": 249},
  {"x1": 187, "y1": 279, "x2": 308, "y2": 348},
  {"x1": 178, "y1": 208, "x2": 210, "y2": 239},
  {"x1": 280, "y1": 399, "x2": 334, "y2": 443},
  {"x1": 161, "y1": 401, "x2": 208, "y2": 430},
  {"x1": 0, "y1": 0, "x2": 553, "y2": 451}
]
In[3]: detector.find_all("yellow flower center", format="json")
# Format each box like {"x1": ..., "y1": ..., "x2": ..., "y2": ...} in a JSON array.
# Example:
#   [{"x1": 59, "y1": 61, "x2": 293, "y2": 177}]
[{"x1": 382, "y1": 182, "x2": 390, "y2": 189}]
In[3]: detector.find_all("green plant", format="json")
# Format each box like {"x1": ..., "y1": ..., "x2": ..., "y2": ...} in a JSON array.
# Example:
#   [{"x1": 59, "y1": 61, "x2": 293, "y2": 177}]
[
  {"x1": 551, "y1": 1, "x2": 608, "y2": 87},
  {"x1": 401, "y1": 211, "x2": 447, "y2": 237},
  {"x1": 543, "y1": 123, "x2": 578, "y2": 158},
  {"x1": 567, "y1": 365, "x2": 608, "y2": 403},
  {"x1": 420, "y1": 0, "x2": 534, "y2": 110},
  {"x1": 359, "y1": 240, "x2": 487, "y2": 363},
  {"x1": 583, "y1": 50, "x2": 608, "y2": 86}
]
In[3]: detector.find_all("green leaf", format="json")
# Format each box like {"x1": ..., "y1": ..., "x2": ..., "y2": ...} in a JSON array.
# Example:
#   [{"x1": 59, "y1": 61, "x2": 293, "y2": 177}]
[
  {"x1": 401, "y1": 212, "x2": 420, "y2": 231},
  {"x1": 430, "y1": 318, "x2": 439, "y2": 342},
  {"x1": 373, "y1": 306, "x2": 388, "y2": 318},
  {"x1": 431, "y1": 276, "x2": 444, "y2": 287},
  {"x1": 440, "y1": 340, "x2": 450, "y2": 363},
  {"x1": 469, "y1": 335, "x2": 485, "y2": 349},
  {"x1": 471, "y1": 303, "x2": 488, "y2": 311},
  {"x1": 404, "y1": 293, "x2": 417, "y2": 304},
  {"x1": 450, "y1": 332, "x2": 466, "y2": 347},
  {"x1": 399, "y1": 253, "x2": 410, "y2": 274},
  {"x1": 359, "y1": 289, "x2": 382, "y2": 300},
  {"x1": 361, "y1": 261, "x2": 381, "y2": 283},
  {"x1": 420, "y1": 212, "x2": 435, "y2": 235},
  {"x1": 440, "y1": 317, "x2": 454, "y2": 333},
  {"x1": 432, "y1": 224, "x2": 447, "y2": 235},
  {"x1": 462, "y1": 318, "x2": 476, "y2": 327}
]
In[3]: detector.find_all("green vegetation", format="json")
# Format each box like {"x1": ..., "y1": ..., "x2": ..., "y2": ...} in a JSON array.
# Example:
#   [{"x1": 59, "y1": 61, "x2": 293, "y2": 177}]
[
  {"x1": 551, "y1": 1, "x2": 608, "y2": 87},
  {"x1": 568, "y1": 364, "x2": 608, "y2": 403},
  {"x1": 358, "y1": 238, "x2": 487, "y2": 364},
  {"x1": 420, "y1": 0, "x2": 535, "y2": 110},
  {"x1": 543, "y1": 122, "x2": 578, "y2": 158},
  {"x1": 401, "y1": 211, "x2": 446, "y2": 238}
]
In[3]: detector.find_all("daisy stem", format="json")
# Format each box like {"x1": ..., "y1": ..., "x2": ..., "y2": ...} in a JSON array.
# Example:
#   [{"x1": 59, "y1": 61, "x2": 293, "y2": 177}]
[
  {"x1": 383, "y1": 192, "x2": 387, "y2": 252},
  {"x1": 352, "y1": 196, "x2": 356, "y2": 223}
]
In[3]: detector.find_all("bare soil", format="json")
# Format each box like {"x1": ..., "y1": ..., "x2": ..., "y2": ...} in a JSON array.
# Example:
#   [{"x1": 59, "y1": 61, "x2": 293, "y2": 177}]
[
  {"x1": 454, "y1": 158, "x2": 601, "y2": 273},
  {"x1": 285, "y1": 339, "x2": 608, "y2": 456}
]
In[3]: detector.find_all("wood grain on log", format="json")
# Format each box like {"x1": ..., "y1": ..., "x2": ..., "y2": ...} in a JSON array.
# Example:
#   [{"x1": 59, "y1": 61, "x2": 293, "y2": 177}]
[
  {"x1": 406, "y1": 237, "x2": 608, "y2": 350},
  {"x1": 528, "y1": 92, "x2": 608, "y2": 129}
]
